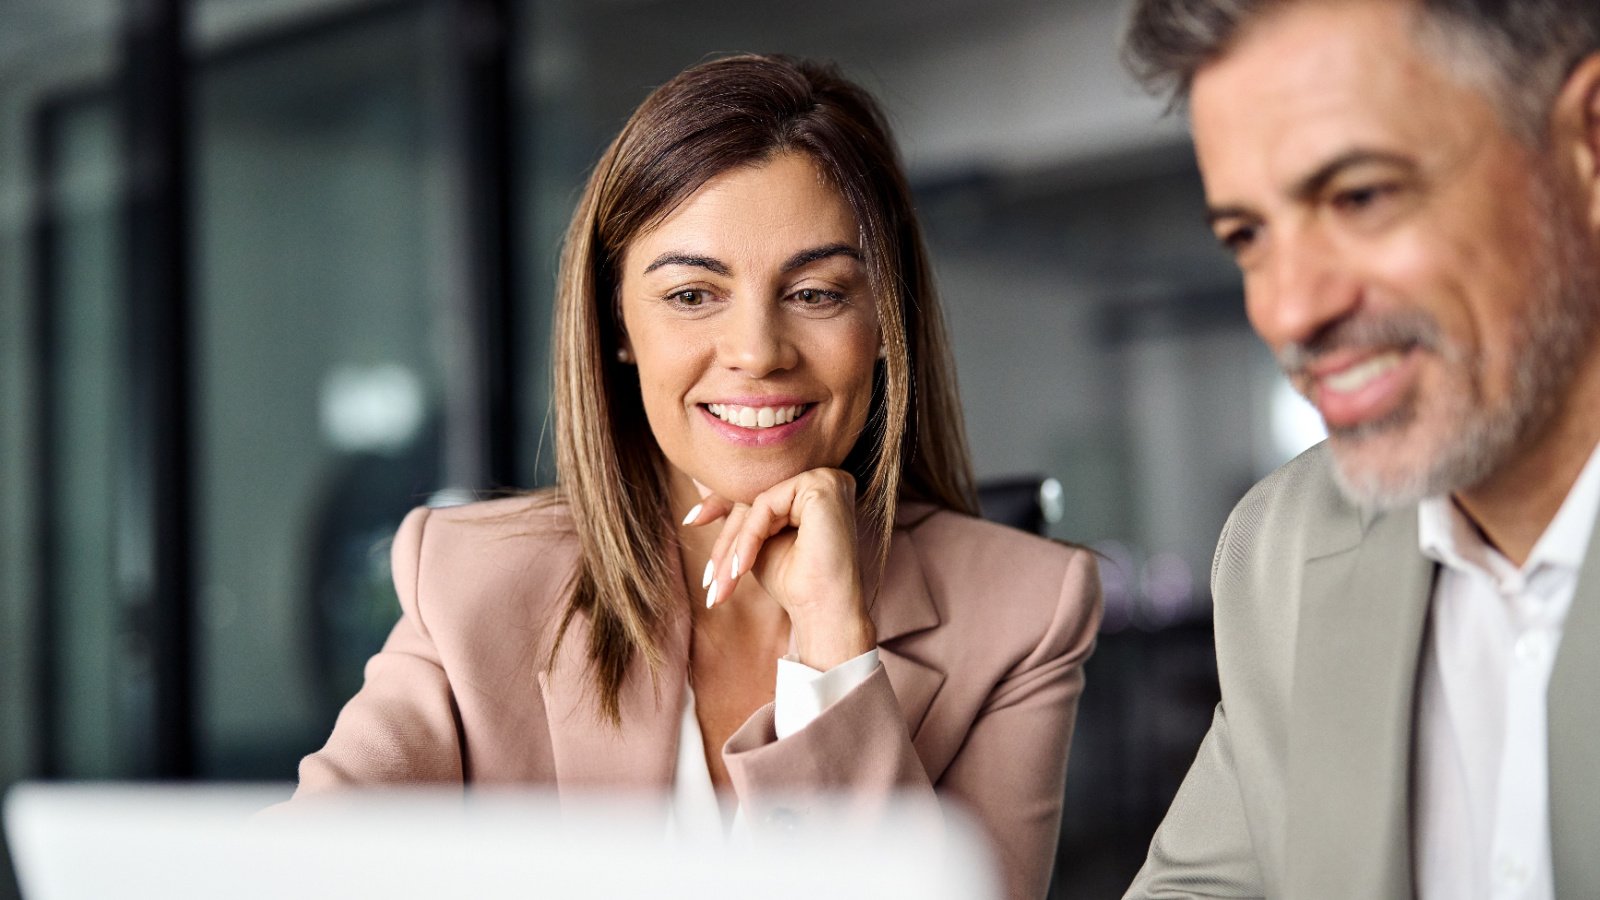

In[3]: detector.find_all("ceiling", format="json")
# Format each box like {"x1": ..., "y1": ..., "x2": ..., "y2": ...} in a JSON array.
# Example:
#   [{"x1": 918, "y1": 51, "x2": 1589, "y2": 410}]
[{"x1": 0, "y1": 0, "x2": 1185, "y2": 180}]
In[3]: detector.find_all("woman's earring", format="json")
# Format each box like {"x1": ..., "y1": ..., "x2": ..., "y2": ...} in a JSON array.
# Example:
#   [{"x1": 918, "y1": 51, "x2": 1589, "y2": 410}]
[
  {"x1": 877, "y1": 343, "x2": 888, "y2": 360},
  {"x1": 616, "y1": 347, "x2": 634, "y2": 364}
]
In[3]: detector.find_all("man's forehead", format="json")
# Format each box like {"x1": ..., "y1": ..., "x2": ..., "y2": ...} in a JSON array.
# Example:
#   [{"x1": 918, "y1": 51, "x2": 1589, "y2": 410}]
[{"x1": 1188, "y1": 0, "x2": 1500, "y2": 205}]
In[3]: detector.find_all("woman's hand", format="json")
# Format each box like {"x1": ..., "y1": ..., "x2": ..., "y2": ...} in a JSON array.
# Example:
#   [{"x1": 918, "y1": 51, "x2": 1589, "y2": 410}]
[{"x1": 685, "y1": 468, "x2": 876, "y2": 669}]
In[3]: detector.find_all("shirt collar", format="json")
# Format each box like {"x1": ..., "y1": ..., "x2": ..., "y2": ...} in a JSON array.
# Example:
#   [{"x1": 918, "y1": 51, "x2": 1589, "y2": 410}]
[{"x1": 1418, "y1": 438, "x2": 1600, "y2": 576}]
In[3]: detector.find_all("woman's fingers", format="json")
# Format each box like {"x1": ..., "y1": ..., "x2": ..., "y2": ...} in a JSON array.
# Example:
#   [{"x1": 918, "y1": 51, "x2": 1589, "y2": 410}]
[
  {"x1": 706, "y1": 503, "x2": 750, "y2": 608},
  {"x1": 728, "y1": 479, "x2": 812, "y2": 578},
  {"x1": 680, "y1": 492, "x2": 734, "y2": 527},
  {"x1": 690, "y1": 469, "x2": 858, "y2": 611},
  {"x1": 682, "y1": 491, "x2": 737, "y2": 606},
  {"x1": 725, "y1": 470, "x2": 860, "y2": 608},
  {"x1": 718, "y1": 484, "x2": 798, "y2": 604}
]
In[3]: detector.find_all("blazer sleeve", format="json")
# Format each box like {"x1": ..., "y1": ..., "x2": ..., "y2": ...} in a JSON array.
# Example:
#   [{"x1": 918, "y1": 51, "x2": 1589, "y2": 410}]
[
  {"x1": 722, "y1": 547, "x2": 1101, "y2": 900},
  {"x1": 1123, "y1": 491, "x2": 1268, "y2": 898},
  {"x1": 291, "y1": 506, "x2": 465, "y2": 795},
  {"x1": 1123, "y1": 704, "x2": 1265, "y2": 898}
]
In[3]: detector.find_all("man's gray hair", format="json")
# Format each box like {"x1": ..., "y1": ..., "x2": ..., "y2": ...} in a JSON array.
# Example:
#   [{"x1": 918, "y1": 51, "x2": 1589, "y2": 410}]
[{"x1": 1123, "y1": 0, "x2": 1600, "y2": 139}]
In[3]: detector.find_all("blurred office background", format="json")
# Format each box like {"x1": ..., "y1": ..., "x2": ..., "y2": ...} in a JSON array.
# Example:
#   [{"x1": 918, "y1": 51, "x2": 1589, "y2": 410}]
[{"x1": 0, "y1": 0, "x2": 1326, "y2": 896}]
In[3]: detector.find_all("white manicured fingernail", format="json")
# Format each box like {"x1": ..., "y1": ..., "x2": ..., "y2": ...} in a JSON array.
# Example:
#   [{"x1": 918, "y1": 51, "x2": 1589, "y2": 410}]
[
  {"x1": 701, "y1": 559, "x2": 714, "y2": 589},
  {"x1": 731, "y1": 551, "x2": 741, "y2": 579},
  {"x1": 682, "y1": 503, "x2": 702, "y2": 526},
  {"x1": 706, "y1": 581, "x2": 719, "y2": 609}
]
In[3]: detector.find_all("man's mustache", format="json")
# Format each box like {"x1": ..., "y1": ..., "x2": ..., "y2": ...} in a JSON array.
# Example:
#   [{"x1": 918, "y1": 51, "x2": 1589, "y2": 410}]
[{"x1": 1276, "y1": 310, "x2": 1446, "y2": 380}]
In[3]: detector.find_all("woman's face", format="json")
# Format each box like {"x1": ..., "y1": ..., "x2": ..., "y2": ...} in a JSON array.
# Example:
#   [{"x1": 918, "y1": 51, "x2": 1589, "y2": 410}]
[{"x1": 617, "y1": 152, "x2": 882, "y2": 504}]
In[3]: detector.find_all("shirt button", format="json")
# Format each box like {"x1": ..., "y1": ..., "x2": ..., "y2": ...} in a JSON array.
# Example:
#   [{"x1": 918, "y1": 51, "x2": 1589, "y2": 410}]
[
  {"x1": 765, "y1": 807, "x2": 801, "y2": 832},
  {"x1": 1514, "y1": 633, "x2": 1546, "y2": 665},
  {"x1": 1496, "y1": 854, "x2": 1530, "y2": 888}
]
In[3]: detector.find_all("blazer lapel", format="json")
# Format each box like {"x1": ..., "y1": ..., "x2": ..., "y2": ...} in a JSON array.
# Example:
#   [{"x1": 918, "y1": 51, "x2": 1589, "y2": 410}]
[
  {"x1": 538, "y1": 561, "x2": 690, "y2": 799},
  {"x1": 537, "y1": 511, "x2": 945, "y2": 795},
  {"x1": 865, "y1": 513, "x2": 944, "y2": 744},
  {"x1": 1286, "y1": 508, "x2": 1433, "y2": 899},
  {"x1": 1549, "y1": 511, "x2": 1600, "y2": 897}
]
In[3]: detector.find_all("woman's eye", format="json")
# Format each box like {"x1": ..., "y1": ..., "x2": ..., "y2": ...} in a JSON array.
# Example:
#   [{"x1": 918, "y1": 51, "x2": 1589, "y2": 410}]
[
  {"x1": 664, "y1": 289, "x2": 707, "y2": 308},
  {"x1": 791, "y1": 288, "x2": 845, "y2": 307}
]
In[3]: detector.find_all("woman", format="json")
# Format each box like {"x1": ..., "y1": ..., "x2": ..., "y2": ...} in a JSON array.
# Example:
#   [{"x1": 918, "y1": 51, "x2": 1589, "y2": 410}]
[{"x1": 292, "y1": 54, "x2": 1101, "y2": 899}]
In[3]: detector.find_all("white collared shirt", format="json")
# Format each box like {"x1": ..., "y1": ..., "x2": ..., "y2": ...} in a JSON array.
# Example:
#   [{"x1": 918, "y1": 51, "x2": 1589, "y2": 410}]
[
  {"x1": 1415, "y1": 440, "x2": 1600, "y2": 900},
  {"x1": 667, "y1": 648, "x2": 881, "y2": 842}
]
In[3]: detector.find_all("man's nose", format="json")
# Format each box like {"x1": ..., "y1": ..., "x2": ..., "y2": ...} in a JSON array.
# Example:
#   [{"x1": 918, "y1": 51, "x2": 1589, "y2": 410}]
[
  {"x1": 1246, "y1": 225, "x2": 1361, "y2": 352},
  {"x1": 719, "y1": 299, "x2": 797, "y2": 377}
]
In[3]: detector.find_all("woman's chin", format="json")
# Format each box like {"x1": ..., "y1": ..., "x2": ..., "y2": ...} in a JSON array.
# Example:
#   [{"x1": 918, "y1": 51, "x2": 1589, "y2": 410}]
[
  {"x1": 694, "y1": 477, "x2": 779, "y2": 506},
  {"x1": 684, "y1": 464, "x2": 811, "y2": 505}
]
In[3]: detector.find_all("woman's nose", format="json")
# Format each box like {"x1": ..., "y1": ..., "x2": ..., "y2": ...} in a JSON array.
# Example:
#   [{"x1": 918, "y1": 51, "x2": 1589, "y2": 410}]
[{"x1": 718, "y1": 300, "x2": 797, "y2": 377}]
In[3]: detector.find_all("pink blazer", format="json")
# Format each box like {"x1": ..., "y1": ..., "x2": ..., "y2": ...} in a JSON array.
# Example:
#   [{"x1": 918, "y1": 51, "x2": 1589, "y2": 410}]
[{"x1": 293, "y1": 496, "x2": 1101, "y2": 899}]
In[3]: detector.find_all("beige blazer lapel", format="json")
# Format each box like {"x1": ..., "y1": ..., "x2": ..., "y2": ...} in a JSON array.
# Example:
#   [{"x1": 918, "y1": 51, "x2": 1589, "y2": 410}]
[
  {"x1": 537, "y1": 559, "x2": 690, "y2": 798},
  {"x1": 536, "y1": 511, "x2": 944, "y2": 796},
  {"x1": 1286, "y1": 508, "x2": 1433, "y2": 899},
  {"x1": 1549, "y1": 511, "x2": 1600, "y2": 897},
  {"x1": 865, "y1": 524, "x2": 944, "y2": 746}
]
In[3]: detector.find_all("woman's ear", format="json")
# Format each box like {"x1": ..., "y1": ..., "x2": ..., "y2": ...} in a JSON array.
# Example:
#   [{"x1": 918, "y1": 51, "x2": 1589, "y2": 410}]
[{"x1": 611, "y1": 286, "x2": 637, "y2": 364}]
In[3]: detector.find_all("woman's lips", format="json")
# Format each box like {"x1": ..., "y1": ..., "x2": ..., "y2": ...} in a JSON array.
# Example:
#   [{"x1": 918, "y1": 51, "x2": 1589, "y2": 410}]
[
  {"x1": 705, "y1": 402, "x2": 810, "y2": 429},
  {"x1": 698, "y1": 402, "x2": 815, "y2": 446},
  {"x1": 1309, "y1": 347, "x2": 1420, "y2": 430}
]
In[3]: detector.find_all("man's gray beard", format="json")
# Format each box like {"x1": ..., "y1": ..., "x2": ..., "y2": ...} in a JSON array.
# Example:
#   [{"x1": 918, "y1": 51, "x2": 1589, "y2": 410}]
[{"x1": 1329, "y1": 172, "x2": 1600, "y2": 510}]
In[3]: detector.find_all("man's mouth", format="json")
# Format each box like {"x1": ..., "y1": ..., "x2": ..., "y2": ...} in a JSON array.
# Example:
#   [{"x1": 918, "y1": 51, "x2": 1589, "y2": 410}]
[
  {"x1": 1303, "y1": 347, "x2": 1421, "y2": 430},
  {"x1": 703, "y1": 403, "x2": 812, "y2": 430},
  {"x1": 1319, "y1": 349, "x2": 1406, "y2": 394}
]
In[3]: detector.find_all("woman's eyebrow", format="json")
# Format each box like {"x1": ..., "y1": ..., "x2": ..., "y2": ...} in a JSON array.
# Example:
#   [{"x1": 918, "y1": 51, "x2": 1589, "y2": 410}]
[
  {"x1": 643, "y1": 253, "x2": 731, "y2": 276},
  {"x1": 781, "y1": 243, "x2": 861, "y2": 273}
]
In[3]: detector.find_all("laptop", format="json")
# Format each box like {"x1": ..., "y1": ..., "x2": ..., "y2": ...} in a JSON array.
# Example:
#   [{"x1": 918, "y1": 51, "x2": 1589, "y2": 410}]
[{"x1": 4, "y1": 783, "x2": 1000, "y2": 899}]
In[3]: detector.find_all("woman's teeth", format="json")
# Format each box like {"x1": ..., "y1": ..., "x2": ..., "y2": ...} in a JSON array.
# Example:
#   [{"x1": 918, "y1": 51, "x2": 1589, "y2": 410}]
[{"x1": 707, "y1": 403, "x2": 806, "y2": 429}]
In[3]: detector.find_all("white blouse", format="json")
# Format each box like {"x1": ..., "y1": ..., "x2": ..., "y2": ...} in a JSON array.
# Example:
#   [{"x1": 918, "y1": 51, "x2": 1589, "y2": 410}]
[{"x1": 666, "y1": 648, "x2": 881, "y2": 842}]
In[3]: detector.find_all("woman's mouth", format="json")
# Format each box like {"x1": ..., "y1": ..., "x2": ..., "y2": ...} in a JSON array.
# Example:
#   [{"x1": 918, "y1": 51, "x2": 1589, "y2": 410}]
[{"x1": 704, "y1": 402, "x2": 812, "y2": 430}]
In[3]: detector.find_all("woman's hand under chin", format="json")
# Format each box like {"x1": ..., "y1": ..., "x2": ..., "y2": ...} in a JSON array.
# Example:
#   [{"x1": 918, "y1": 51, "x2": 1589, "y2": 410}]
[{"x1": 684, "y1": 467, "x2": 877, "y2": 670}]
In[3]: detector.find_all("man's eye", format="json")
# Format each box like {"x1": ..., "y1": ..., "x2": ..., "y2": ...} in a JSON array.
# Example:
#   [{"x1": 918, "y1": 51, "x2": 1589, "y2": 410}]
[
  {"x1": 1218, "y1": 225, "x2": 1259, "y2": 257},
  {"x1": 1332, "y1": 183, "x2": 1396, "y2": 213}
]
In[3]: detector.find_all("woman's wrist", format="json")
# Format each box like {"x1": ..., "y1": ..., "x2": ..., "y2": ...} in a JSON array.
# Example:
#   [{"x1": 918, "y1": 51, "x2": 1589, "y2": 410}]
[{"x1": 789, "y1": 608, "x2": 877, "y2": 671}]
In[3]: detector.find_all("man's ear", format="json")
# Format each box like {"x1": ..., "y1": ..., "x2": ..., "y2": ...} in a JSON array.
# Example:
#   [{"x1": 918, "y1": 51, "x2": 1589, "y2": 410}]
[{"x1": 1553, "y1": 52, "x2": 1600, "y2": 231}]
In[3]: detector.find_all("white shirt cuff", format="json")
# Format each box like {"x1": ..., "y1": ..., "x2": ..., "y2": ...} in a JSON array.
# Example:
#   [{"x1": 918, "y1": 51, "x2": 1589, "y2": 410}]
[{"x1": 773, "y1": 648, "x2": 881, "y2": 740}]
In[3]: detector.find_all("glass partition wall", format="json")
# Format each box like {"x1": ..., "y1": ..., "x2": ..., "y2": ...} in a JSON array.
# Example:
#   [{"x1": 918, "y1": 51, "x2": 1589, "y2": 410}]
[
  {"x1": 192, "y1": 2, "x2": 454, "y2": 779},
  {"x1": 1, "y1": 8, "x2": 127, "y2": 897}
]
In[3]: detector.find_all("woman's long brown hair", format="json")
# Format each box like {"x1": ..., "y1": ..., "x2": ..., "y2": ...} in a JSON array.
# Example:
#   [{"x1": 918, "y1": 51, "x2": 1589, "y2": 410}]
[{"x1": 551, "y1": 54, "x2": 978, "y2": 724}]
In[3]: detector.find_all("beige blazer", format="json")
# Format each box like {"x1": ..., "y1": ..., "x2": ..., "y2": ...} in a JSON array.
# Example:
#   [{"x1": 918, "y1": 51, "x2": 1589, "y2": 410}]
[
  {"x1": 292, "y1": 496, "x2": 1101, "y2": 900},
  {"x1": 1126, "y1": 443, "x2": 1600, "y2": 899}
]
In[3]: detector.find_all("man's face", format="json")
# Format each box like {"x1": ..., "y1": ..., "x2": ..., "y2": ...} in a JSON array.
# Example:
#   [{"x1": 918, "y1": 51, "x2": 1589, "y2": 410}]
[{"x1": 1191, "y1": 0, "x2": 1600, "y2": 507}]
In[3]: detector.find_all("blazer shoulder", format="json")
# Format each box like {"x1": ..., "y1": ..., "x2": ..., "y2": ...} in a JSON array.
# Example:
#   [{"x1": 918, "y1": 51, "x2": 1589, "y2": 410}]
[
  {"x1": 898, "y1": 505, "x2": 1101, "y2": 654},
  {"x1": 1215, "y1": 443, "x2": 1361, "y2": 576},
  {"x1": 394, "y1": 492, "x2": 582, "y2": 637},
  {"x1": 1208, "y1": 441, "x2": 1368, "y2": 653},
  {"x1": 900, "y1": 504, "x2": 1085, "y2": 574}
]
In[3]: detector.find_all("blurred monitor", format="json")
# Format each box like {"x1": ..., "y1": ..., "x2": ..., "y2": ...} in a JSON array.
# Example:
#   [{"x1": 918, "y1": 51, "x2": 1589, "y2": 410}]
[{"x1": 4, "y1": 783, "x2": 998, "y2": 900}]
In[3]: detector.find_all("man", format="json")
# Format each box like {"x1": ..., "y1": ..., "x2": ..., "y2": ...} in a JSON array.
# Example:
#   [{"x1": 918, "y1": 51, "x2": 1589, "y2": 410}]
[{"x1": 1120, "y1": 0, "x2": 1600, "y2": 897}]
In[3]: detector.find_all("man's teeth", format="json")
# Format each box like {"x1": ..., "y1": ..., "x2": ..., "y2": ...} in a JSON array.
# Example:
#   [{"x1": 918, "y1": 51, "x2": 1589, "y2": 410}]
[
  {"x1": 707, "y1": 403, "x2": 805, "y2": 429},
  {"x1": 1323, "y1": 351, "x2": 1403, "y2": 394}
]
